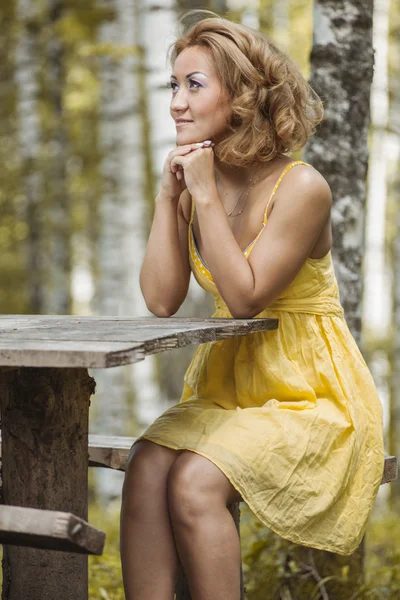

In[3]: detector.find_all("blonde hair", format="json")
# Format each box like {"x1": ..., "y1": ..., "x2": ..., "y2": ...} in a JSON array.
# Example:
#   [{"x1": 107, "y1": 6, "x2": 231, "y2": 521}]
[{"x1": 169, "y1": 12, "x2": 324, "y2": 167}]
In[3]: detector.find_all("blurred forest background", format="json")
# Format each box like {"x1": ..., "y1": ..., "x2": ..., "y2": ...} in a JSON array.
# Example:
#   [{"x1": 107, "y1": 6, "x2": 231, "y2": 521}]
[{"x1": 1, "y1": 0, "x2": 400, "y2": 598}]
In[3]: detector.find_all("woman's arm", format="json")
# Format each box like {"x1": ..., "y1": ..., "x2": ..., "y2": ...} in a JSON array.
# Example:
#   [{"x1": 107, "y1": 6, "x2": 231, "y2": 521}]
[
  {"x1": 139, "y1": 188, "x2": 191, "y2": 317},
  {"x1": 193, "y1": 166, "x2": 332, "y2": 318}
]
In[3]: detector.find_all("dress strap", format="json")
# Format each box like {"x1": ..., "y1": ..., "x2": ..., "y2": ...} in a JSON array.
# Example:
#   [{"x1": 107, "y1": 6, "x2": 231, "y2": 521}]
[{"x1": 262, "y1": 160, "x2": 312, "y2": 225}]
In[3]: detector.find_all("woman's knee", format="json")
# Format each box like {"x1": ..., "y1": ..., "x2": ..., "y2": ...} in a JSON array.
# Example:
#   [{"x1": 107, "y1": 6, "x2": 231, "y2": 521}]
[
  {"x1": 122, "y1": 440, "x2": 180, "y2": 507},
  {"x1": 167, "y1": 452, "x2": 227, "y2": 526},
  {"x1": 167, "y1": 452, "x2": 244, "y2": 525}
]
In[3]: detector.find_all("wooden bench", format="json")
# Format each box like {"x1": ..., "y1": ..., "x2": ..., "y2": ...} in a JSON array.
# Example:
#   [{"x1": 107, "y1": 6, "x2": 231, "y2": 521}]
[
  {"x1": 0, "y1": 433, "x2": 134, "y2": 554},
  {"x1": 85, "y1": 436, "x2": 399, "y2": 600},
  {"x1": 1, "y1": 433, "x2": 397, "y2": 599},
  {"x1": 86, "y1": 435, "x2": 398, "y2": 486},
  {"x1": 0, "y1": 505, "x2": 105, "y2": 554},
  {"x1": 0, "y1": 433, "x2": 120, "y2": 555}
]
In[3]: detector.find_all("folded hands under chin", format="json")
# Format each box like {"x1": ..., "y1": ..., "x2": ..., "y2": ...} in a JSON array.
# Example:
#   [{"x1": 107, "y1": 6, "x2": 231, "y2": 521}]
[{"x1": 171, "y1": 141, "x2": 218, "y2": 200}]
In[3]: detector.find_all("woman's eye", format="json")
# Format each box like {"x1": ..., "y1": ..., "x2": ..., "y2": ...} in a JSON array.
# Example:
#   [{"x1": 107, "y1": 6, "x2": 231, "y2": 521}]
[
  {"x1": 166, "y1": 80, "x2": 201, "y2": 92},
  {"x1": 189, "y1": 80, "x2": 201, "y2": 89}
]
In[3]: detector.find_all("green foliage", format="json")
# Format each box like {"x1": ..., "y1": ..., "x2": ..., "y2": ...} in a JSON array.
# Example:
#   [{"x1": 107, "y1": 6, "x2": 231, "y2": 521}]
[
  {"x1": 363, "y1": 508, "x2": 400, "y2": 598},
  {"x1": 240, "y1": 503, "x2": 400, "y2": 600},
  {"x1": 88, "y1": 499, "x2": 125, "y2": 600},
  {"x1": 85, "y1": 500, "x2": 400, "y2": 600},
  {"x1": 241, "y1": 504, "x2": 292, "y2": 598}
]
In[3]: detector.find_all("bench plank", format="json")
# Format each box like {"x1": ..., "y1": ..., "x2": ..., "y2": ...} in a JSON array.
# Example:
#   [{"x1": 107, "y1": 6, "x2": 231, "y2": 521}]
[
  {"x1": 88, "y1": 434, "x2": 135, "y2": 470},
  {"x1": 0, "y1": 505, "x2": 105, "y2": 555},
  {"x1": 381, "y1": 455, "x2": 398, "y2": 484},
  {"x1": 87, "y1": 436, "x2": 398, "y2": 487}
]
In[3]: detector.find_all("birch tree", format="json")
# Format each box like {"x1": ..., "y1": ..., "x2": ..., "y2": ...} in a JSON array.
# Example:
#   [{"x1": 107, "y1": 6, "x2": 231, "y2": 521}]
[
  {"x1": 361, "y1": 0, "x2": 392, "y2": 464},
  {"x1": 362, "y1": 0, "x2": 398, "y2": 523},
  {"x1": 93, "y1": 0, "x2": 141, "y2": 502},
  {"x1": 92, "y1": 0, "x2": 164, "y2": 503},
  {"x1": 285, "y1": 0, "x2": 375, "y2": 596},
  {"x1": 304, "y1": 0, "x2": 374, "y2": 343},
  {"x1": 140, "y1": 0, "x2": 176, "y2": 192},
  {"x1": 362, "y1": 0, "x2": 391, "y2": 339},
  {"x1": 140, "y1": 2, "x2": 220, "y2": 402}
]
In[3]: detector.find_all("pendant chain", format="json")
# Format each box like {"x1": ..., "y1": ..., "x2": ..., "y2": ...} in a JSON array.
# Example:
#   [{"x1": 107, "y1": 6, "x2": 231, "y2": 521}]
[{"x1": 215, "y1": 167, "x2": 263, "y2": 218}]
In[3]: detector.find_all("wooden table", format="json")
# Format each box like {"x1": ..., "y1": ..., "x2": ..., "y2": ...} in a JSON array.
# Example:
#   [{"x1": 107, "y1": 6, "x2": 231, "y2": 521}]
[{"x1": 0, "y1": 314, "x2": 278, "y2": 600}]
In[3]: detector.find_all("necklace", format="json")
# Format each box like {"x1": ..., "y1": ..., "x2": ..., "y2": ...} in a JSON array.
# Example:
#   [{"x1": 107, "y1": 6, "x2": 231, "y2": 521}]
[{"x1": 215, "y1": 166, "x2": 263, "y2": 217}]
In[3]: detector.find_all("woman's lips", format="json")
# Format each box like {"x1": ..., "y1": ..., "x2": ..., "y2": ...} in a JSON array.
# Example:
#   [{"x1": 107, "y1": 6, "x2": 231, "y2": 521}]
[{"x1": 176, "y1": 121, "x2": 193, "y2": 127}]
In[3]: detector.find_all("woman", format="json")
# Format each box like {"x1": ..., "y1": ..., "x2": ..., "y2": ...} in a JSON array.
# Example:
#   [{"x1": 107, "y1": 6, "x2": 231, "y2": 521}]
[{"x1": 120, "y1": 12, "x2": 385, "y2": 600}]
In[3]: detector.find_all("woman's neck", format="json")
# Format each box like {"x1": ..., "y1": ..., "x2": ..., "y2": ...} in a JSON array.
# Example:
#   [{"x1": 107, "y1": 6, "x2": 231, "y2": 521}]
[{"x1": 213, "y1": 153, "x2": 288, "y2": 190}]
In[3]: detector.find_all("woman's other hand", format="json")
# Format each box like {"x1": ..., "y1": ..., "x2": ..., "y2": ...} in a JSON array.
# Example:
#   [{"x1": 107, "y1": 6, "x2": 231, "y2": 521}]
[
  {"x1": 169, "y1": 141, "x2": 216, "y2": 200},
  {"x1": 160, "y1": 141, "x2": 215, "y2": 200}
]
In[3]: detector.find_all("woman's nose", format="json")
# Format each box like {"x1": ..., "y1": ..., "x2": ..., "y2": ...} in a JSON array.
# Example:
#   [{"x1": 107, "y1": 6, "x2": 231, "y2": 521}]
[{"x1": 170, "y1": 88, "x2": 189, "y2": 112}]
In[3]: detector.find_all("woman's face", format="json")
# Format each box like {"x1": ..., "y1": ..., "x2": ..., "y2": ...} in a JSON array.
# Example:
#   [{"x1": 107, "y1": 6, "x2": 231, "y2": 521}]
[{"x1": 169, "y1": 46, "x2": 231, "y2": 146}]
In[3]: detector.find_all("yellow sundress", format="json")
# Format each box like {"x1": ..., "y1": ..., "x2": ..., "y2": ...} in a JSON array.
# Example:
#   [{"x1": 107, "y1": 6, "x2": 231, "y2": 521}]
[{"x1": 134, "y1": 160, "x2": 385, "y2": 556}]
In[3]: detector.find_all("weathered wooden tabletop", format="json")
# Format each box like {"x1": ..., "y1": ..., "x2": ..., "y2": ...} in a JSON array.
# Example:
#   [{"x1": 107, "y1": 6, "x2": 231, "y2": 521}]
[
  {"x1": 0, "y1": 314, "x2": 279, "y2": 368},
  {"x1": 0, "y1": 314, "x2": 278, "y2": 600}
]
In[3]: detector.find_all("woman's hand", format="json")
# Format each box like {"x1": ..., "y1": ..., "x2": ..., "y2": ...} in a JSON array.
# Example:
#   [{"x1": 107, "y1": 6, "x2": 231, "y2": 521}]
[
  {"x1": 170, "y1": 142, "x2": 217, "y2": 200},
  {"x1": 159, "y1": 141, "x2": 215, "y2": 200}
]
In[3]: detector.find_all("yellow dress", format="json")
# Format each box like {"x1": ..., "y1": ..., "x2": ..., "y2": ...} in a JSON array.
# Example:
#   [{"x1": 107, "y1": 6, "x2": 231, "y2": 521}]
[{"x1": 135, "y1": 161, "x2": 385, "y2": 556}]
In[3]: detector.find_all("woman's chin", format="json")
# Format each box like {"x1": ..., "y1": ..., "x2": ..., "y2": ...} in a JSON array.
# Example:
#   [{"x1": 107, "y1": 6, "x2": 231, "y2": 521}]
[{"x1": 176, "y1": 132, "x2": 208, "y2": 146}]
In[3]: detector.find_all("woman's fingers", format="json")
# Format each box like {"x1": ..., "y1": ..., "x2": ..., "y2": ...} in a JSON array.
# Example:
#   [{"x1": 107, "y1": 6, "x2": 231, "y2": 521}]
[
  {"x1": 170, "y1": 155, "x2": 185, "y2": 172},
  {"x1": 168, "y1": 141, "x2": 215, "y2": 174},
  {"x1": 169, "y1": 141, "x2": 214, "y2": 161},
  {"x1": 169, "y1": 147, "x2": 191, "y2": 173},
  {"x1": 193, "y1": 140, "x2": 213, "y2": 149},
  {"x1": 171, "y1": 162, "x2": 185, "y2": 174}
]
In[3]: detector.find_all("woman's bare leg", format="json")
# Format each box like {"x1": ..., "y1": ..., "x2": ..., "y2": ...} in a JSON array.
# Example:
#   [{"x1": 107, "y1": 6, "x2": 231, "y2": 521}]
[
  {"x1": 167, "y1": 451, "x2": 243, "y2": 600},
  {"x1": 120, "y1": 439, "x2": 182, "y2": 600}
]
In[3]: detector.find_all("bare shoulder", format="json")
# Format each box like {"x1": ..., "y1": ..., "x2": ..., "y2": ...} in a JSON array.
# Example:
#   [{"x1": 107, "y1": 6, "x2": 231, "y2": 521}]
[
  {"x1": 177, "y1": 188, "x2": 192, "y2": 224},
  {"x1": 271, "y1": 163, "x2": 332, "y2": 218},
  {"x1": 293, "y1": 164, "x2": 332, "y2": 205}
]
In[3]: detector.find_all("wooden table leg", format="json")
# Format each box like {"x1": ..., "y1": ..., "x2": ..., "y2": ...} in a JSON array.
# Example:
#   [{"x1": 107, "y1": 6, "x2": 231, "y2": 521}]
[{"x1": 0, "y1": 367, "x2": 96, "y2": 600}]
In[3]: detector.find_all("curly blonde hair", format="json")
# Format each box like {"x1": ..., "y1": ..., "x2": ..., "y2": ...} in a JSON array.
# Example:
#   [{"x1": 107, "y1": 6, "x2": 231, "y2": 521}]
[{"x1": 169, "y1": 12, "x2": 324, "y2": 167}]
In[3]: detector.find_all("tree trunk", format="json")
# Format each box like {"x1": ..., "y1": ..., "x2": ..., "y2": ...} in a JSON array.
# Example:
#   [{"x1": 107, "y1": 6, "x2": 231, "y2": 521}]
[
  {"x1": 285, "y1": 0, "x2": 375, "y2": 597},
  {"x1": 131, "y1": 0, "x2": 173, "y2": 424},
  {"x1": 362, "y1": 0, "x2": 391, "y2": 340},
  {"x1": 305, "y1": 0, "x2": 374, "y2": 343},
  {"x1": 139, "y1": 0, "x2": 216, "y2": 402},
  {"x1": 92, "y1": 0, "x2": 163, "y2": 503}
]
